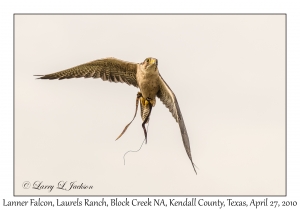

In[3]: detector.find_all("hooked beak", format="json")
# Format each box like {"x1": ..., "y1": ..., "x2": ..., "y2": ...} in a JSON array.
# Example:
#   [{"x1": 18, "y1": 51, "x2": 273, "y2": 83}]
[{"x1": 149, "y1": 58, "x2": 157, "y2": 66}]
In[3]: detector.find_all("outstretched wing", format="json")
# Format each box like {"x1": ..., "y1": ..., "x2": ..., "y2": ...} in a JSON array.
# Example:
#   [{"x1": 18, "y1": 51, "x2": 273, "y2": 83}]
[
  {"x1": 157, "y1": 74, "x2": 197, "y2": 174},
  {"x1": 35, "y1": 57, "x2": 139, "y2": 87}
]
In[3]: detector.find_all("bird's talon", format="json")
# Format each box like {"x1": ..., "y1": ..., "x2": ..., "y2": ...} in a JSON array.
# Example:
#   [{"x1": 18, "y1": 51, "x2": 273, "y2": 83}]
[
  {"x1": 150, "y1": 99, "x2": 156, "y2": 107},
  {"x1": 140, "y1": 97, "x2": 145, "y2": 106},
  {"x1": 137, "y1": 92, "x2": 142, "y2": 98}
]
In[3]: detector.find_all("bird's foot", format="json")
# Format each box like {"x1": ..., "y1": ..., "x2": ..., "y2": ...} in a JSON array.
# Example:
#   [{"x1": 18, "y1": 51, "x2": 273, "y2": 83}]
[
  {"x1": 140, "y1": 97, "x2": 156, "y2": 107},
  {"x1": 140, "y1": 97, "x2": 146, "y2": 107},
  {"x1": 149, "y1": 98, "x2": 156, "y2": 107},
  {"x1": 137, "y1": 92, "x2": 142, "y2": 99}
]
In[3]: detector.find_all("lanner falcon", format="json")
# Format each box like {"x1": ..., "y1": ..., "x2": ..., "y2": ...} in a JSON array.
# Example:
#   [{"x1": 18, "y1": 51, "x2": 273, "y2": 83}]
[{"x1": 35, "y1": 57, "x2": 197, "y2": 174}]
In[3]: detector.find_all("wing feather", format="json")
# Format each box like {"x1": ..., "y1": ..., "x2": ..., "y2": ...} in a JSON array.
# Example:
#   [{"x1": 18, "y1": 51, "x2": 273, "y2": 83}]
[
  {"x1": 157, "y1": 74, "x2": 197, "y2": 174},
  {"x1": 35, "y1": 57, "x2": 138, "y2": 87}
]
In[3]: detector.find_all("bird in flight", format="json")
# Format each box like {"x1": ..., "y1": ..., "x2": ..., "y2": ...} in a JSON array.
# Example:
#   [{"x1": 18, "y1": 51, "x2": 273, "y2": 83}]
[{"x1": 35, "y1": 57, "x2": 197, "y2": 174}]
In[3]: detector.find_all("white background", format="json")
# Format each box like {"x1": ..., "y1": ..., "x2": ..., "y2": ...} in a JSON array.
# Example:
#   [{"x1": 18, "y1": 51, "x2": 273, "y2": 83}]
[{"x1": 1, "y1": 0, "x2": 300, "y2": 209}]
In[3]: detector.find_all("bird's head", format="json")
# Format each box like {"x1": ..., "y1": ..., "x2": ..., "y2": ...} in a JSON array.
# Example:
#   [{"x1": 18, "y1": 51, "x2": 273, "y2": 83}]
[{"x1": 141, "y1": 57, "x2": 158, "y2": 72}]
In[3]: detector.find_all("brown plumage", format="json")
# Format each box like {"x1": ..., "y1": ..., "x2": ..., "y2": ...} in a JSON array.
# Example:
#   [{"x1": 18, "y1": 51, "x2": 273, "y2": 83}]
[
  {"x1": 35, "y1": 57, "x2": 197, "y2": 174},
  {"x1": 35, "y1": 58, "x2": 138, "y2": 86}
]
